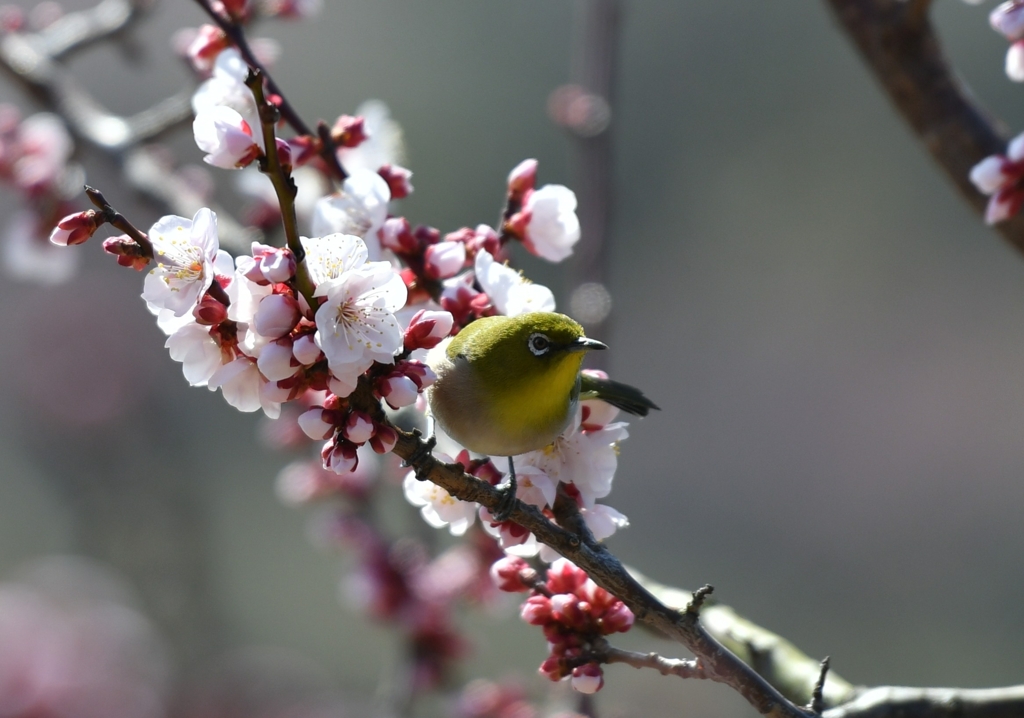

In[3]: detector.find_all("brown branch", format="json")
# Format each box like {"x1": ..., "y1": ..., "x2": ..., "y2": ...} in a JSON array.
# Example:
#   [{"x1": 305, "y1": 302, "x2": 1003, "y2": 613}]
[
  {"x1": 632, "y1": 568, "x2": 857, "y2": 708},
  {"x1": 823, "y1": 0, "x2": 1024, "y2": 255},
  {"x1": 349, "y1": 382, "x2": 811, "y2": 718},
  {"x1": 245, "y1": 69, "x2": 315, "y2": 307},
  {"x1": 822, "y1": 685, "x2": 1024, "y2": 718},
  {"x1": 85, "y1": 185, "x2": 153, "y2": 257}
]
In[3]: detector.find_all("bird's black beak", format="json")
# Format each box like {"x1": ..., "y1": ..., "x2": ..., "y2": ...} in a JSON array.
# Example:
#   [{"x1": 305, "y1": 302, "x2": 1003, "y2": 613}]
[{"x1": 567, "y1": 337, "x2": 608, "y2": 353}]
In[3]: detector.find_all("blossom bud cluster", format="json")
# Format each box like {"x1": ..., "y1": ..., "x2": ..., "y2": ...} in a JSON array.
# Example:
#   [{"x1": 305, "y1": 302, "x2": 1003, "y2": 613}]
[
  {"x1": 990, "y1": 1, "x2": 1024, "y2": 81},
  {"x1": 969, "y1": 132, "x2": 1024, "y2": 224},
  {"x1": 298, "y1": 393, "x2": 399, "y2": 474},
  {"x1": 492, "y1": 557, "x2": 634, "y2": 694}
]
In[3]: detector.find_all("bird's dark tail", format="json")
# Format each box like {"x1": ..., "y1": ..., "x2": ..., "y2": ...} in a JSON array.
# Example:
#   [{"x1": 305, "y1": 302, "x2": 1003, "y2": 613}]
[{"x1": 580, "y1": 374, "x2": 660, "y2": 417}]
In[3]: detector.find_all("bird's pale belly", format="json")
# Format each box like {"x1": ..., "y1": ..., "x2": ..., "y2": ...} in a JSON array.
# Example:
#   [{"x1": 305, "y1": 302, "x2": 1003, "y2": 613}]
[{"x1": 427, "y1": 355, "x2": 575, "y2": 457}]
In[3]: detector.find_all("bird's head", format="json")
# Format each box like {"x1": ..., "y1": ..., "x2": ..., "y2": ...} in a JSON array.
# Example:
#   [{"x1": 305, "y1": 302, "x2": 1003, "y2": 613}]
[{"x1": 453, "y1": 312, "x2": 606, "y2": 392}]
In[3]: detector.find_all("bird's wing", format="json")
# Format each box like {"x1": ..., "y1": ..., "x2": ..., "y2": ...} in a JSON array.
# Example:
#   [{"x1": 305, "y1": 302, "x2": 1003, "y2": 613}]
[{"x1": 579, "y1": 373, "x2": 660, "y2": 417}]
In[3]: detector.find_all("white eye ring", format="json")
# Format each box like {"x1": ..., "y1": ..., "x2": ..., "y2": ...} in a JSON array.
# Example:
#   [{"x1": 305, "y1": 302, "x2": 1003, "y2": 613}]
[{"x1": 528, "y1": 333, "x2": 551, "y2": 356}]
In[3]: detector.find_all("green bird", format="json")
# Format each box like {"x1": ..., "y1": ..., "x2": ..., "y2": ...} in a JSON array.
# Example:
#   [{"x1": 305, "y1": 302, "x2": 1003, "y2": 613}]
[{"x1": 426, "y1": 311, "x2": 658, "y2": 520}]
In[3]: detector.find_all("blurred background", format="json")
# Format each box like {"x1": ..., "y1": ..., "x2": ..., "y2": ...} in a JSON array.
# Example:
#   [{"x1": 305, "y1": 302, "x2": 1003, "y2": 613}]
[{"x1": 0, "y1": 0, "x2": 1023, "y2": 716}]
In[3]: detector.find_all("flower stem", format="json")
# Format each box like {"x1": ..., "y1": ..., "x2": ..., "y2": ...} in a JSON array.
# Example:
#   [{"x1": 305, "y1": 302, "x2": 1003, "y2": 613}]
[{"x1": 244, "y1": 69, "x2": 316, "y2": 310}]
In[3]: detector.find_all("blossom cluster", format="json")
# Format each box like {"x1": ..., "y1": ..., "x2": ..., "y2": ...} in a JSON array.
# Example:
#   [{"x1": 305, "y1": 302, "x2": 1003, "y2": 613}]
[
  {"x1": 42, "y1": 2, "x2": 649, "y2": 702},
  {"x1": 492, "y1": 557, "x2": 634, "y2": 694}
]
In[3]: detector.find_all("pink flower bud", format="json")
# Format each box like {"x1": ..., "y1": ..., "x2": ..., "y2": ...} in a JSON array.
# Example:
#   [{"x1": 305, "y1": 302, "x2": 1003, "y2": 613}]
[
  {"x1": 368, "y1": 424, "x2": 397, "y2": 454},
  {"x1": 520, "y1": 595, "x2": 552, "y2": 625},
  {"x1": 102, "y1": 235, "x2": 149, "y2": 270},
  {"x1": 323, "y1": 437, "x2": 359, "y2": 474},
  {"x1": 538, "y1": 656, "x2": 564, "y2": 682},
  {"x1": 193, "y1": 294, "x2": 228, "y2": 325},
  {"x1": 465, "y1": 224, "x2": 500, "y2": 259},
  {"x1": 549, "y1": 593, "x2": 576, "y2": 621},
  {"x1": 257, "y1": 338, "x2": 299, "y2": 381},
  {"x1": 378, "y1": 163, "x2": 413, "y2": 199},
  {"x1": 424, "y1": 240, "x2": 467, "y2": 280},
  {"x1": 254, "y1": 293, "x2": 301, "y2": 339},
  {"x1": 251, "y1": 243, "x2": 296, "y2": 283},
  {"x1": 299, "y1": 407, "x2": 336, "y2": 440},
  {"x1": 220, "y1": 0, "x2": 250, "y2": 20},
  {"x1": 570, "y1": 664, "x2": 603, "y2": 694},
  {"x1": 49, "y1": 210, "x2": 102, "y2": 247},
  {"x1": 397, "y1": 360, "x2": 436, "y2": 390},
  {"x1": 600, "y1": 602, "x2": 635, "y2": 634},
  {"x1": 490, "y1": 556, "x2": 531, "y2": 592},
  {"x1": 343, "y1": 410, "x2": 375, "y2": 444},
  {"x1": 185, "y1": 24, "x2": 230, "y2": 72},
  {"x1": 380, "y1": 216, "x2": 417, "y2": 254},
  {"x1": 507, "y1": 158, "x2": 538, "y2": 198},
  {"x1": 547, "y1": 558, "x2": 587, "y2": 595},
  {"x1": 379, "y1": 373, "x2": 419, "y2": 409},
  {"x1": 403, "y1": 309, "x2": 455, "y2": 351},
  {"x1": 332, "y1": 114, "x2": 368, "y2": 148},
  {"x1": 292, "y1": 333, "x2": 322, "y2": 365}
]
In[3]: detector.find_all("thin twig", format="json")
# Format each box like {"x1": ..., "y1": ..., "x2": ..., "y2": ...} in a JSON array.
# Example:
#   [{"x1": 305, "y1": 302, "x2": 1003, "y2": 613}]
[
  {"x1": 686, "y1": 584, "x2": 714, "y2": 616},
  {"x1": 244, "y1": 69, "x2": 316, "y2": 307},
  {"x1": 809, "y1": 657, "x2": 831, "y2": 714},
  {"x1": 85, "y1": 185, "x2": 153, "y2": 257},
  {"x1": 192, "y1": 0, "x2": 309, "y2": 136},
  {"x1": 603, "y1": 645, "x2": 706, "y2": 680}
]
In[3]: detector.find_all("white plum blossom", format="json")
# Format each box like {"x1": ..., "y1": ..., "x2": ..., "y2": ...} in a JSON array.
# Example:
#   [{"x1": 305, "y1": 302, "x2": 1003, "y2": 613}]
[
  {"x1": 523, "y1": 184, "x2": 581, "y2": 262},
  {"x1": 13, "y1": 113, "x2": 73, "y2": 191},
  {"x1": 505, "y1": 409, "x2": 628, "y2": 509},
  {"x1": 310, "y1": 170, "x2": 390, "y2": 257},
  {"x1": 165, "y1": 322, "x2": 222, "y2": 386},
  {"x1": 208, "y1": 356, "x2": 281, "y2": 418},
  {"x1": 306, "y1": 234, "x2": 407, "y2": 392},
  {"x1": 474, "y1": 249, "x2": 555, "y2": 316},
  {"x1": 191, "y1": 49, "x2": 262, "y2": 149},
  {"x1": 142, "y1": 208, "x2": 222, "y2": 317},
  {"x1": 193, "y1": 105, "x2": 260, "y2": 169},
  {"x1": 403, "y1": 469, "x2": 477, "y2": 536}
]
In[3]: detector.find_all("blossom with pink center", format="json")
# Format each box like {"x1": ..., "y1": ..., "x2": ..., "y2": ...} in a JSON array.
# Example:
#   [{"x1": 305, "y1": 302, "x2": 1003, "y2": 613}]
[
  {"x1": 193, "y1": 105, "x2": 261, "y2": 169},
  {"x1": 307, "y1": 234, "x2": 407, "y2": 393},
  {"x1": 969, "y1": 132, "x2": 1024, "y2": 224},
  {"x1": 141, "y1": 207, "x2": 222, "y2": 317},
  {"x1": 474, "y1": 249, "x2": 555, "y2": 316}
]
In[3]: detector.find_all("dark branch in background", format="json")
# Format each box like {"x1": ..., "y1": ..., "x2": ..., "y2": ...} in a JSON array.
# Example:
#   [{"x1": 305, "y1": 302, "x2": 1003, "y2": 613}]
[
  {"x1": 0, "y1": 0, "x2": 255, "y2": 250},
  {"x1": 555, "y1": 0, "x2": 620, "y2": 360},
  {"x1": 192, "y1": 0, "x2": 347, "y2": 182},
  {"x1": 823, "y1": 0, "x2": 1024, "y2": 256}
]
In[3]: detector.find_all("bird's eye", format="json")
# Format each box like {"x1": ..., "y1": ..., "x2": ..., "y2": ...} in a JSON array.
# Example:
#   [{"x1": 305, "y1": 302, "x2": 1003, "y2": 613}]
[{"x1": 528, "y1": 333, "x2": 551, "y2": 356}]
